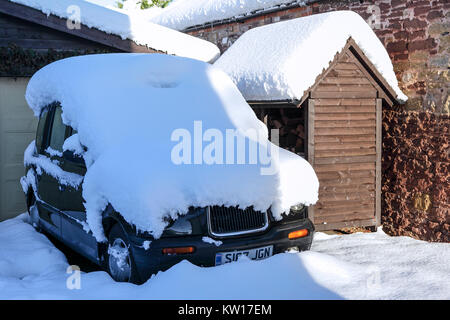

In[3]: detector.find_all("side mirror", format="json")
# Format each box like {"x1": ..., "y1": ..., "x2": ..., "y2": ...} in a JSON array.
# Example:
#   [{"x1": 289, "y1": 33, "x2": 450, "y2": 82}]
[{"x1": 63, "y1": 150, "x2": 84, "y2": 164}]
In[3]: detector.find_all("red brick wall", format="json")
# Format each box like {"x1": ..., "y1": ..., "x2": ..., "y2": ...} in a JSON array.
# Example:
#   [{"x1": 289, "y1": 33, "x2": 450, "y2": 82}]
[
  {"x1": 188, "y1": 0, "x2": 449, "y2": 242},
  {"x1": 383, "y1": 110, "x2": 449, "y2": 242}
]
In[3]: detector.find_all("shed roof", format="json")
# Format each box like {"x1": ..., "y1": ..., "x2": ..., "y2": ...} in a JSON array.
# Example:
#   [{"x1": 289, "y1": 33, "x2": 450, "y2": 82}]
[
  {"x1": 214, "y1": 11, "x2": 407, "y2": 103},
  {"x1": 0, "y1": 0, "x2": 220, "y2": 62}
]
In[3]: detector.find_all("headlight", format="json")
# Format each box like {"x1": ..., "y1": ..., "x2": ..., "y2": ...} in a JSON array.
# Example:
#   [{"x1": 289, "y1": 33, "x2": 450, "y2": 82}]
[
  {"x1": 162, "y1": 207, "x2": 206, "y2": 237},
  {"x1": 290, "y1": 204, "x2": 305, "y2": 213},
  {"x1": 278, "y1": 204, "x2": 307, "y2": 222},
  {"x1": 164, "y1": 215, "x2": 192, "y2": 236}
]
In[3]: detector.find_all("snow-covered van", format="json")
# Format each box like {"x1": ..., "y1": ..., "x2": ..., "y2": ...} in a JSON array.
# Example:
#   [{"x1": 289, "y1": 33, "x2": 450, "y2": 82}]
[{"x1": 21, "y1": 54, "x2": 319, "y2": 283}]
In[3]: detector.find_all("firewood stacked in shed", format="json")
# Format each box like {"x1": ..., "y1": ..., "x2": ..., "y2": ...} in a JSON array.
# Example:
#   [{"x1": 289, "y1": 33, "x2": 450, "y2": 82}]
[{"x1": 263, "y1": 108, "x2": 306, "y2": 157}]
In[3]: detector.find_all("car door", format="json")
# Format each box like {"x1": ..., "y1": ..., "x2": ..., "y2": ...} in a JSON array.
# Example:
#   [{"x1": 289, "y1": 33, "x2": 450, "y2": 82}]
[
  {"x1": 35, "y1": 105, "x2": 68, "y2": 237},
  {"x1": 59, "y1": 128, "x2": 99, "y2": 261}
]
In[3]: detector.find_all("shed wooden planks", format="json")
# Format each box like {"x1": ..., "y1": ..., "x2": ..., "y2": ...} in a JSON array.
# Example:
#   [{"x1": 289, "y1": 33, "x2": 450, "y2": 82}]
[
  {"x1": 327, "y1": 69, "x2": 366, "y2": 77},
  {"x1": 318, "y1": 177, "x2": 375, "y2": 187},
  {"x1": 315, "y1": 141, "x2": 375, "y2": 150},
  {"x1": 315, "y1": 148, "x2": 376, "y2": 158},
  {"x1": 314, "y1": 155, "x2": 376, "y2": 165},
  {"x1": 320, "y1": 184, "x2": 375, "y2": 194},
  {"x1": 311, "y1": 91, "x2": 377, "y2": 99},
  {"x1": 315, "y1": 199, "x2": 375, "y2": 211},
  {"x1": 310, "y1": 69, "x2": 377, "y2": 228},
  {"x1": 315, "y1": 98, "x2": 375, "y2": 105},
  {"x1": 315, "y1": 105, "x2": 375, "y2": 113},
  {"x1": 317, "y1": 169, "x2": 375, "y2": 181},
  {"x1": 319, "y1": 191, "x2": 375, "y2": 202},
  {"x1": 314, "y1": 210, "x2": 375, "y2": 224},
  {"x1": 320, "y1": 77, "x2": 371, "y2": 85},
  {"x1": 314, "y1": 119, "x2": 376, "y2": 128},
  {"x1": 315, "y1": 84, "x2": 376, "y2": 92},
  {"x1": 314, "y1": 135, "x2": 375, "y2": 143},
  {"x1": 315, "y1": 113, "x2": 376, "y2": 120},
  {"x1": 315, "y1": 205, "x2": 375, "y2": 217},
  {"x1": 314, "y1": 162, "x2": 375, "y2": 172},
  {"x1": 315, "y1": 127, "x2": 375, "y2": 136}
]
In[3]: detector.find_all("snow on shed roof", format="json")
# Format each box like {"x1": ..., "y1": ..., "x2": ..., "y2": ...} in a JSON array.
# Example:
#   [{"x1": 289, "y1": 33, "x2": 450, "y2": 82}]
[
  {"x1": 214, "y1": 11, "x2": 408, "y2": 103},
  {"x1": 7, "y1": 0, "x2": 220, "y2": 63}
]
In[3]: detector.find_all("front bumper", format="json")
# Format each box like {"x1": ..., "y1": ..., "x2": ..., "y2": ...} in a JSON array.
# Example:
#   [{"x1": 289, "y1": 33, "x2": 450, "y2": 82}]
[{"x1": 128, "y1": 218, "x2": 314, "y2": 283}]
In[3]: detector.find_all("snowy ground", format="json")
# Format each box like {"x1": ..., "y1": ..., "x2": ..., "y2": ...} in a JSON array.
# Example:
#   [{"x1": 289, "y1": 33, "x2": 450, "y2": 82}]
[{"x1": 0, "y1": 214, "x2": 448, "y2": 299}]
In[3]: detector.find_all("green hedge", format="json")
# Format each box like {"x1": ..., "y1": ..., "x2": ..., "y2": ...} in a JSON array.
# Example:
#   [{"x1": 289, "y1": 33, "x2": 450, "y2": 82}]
[{"x1": 0, "y1": 44, "x2": 113, "y2": 77}]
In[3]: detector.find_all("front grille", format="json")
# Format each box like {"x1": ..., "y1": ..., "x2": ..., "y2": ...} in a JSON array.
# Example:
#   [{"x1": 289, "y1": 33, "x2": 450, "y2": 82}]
[{"x1": 208, "y1": 205, "x2": 269, "y2": 237}]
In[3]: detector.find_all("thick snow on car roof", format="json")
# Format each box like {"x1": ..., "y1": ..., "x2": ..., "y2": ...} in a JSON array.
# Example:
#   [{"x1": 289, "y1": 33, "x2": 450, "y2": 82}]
[
  {"x1": 25, "y1": 53, "x2": 318, "y2": 241},
  {"x1": 214, "y1": 11, "x2": 408, "y2": 102},
  {"x1": 8, "y1": 0, "x2": 220, "y2": 63}
]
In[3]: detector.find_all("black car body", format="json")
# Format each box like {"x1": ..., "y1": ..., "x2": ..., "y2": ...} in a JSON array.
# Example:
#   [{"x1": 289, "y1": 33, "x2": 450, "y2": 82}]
[{"x1": 24, "y1": 102, "x2": 314, "y2": 284}]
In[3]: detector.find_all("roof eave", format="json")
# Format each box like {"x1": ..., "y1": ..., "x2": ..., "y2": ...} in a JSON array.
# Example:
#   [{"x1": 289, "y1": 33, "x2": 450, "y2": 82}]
[
  {"x1": 0, "y1": 0, "x2": 161, "y2": 54},
  {"x1": 183, "y1": 0, "x2": 322, "y2": 33}
]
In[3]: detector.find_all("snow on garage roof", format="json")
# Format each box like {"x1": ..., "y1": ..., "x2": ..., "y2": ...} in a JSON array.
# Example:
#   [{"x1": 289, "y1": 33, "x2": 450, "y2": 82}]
[
  {"x1": 146, "y1": 0, "x2": 316, "y2": 31},
  {"x1": 214, "y1": 11, "x2": 408, "y2": 102},
  {"x1": 7, "y1": 0, "x2": 220, "y2": 62}
]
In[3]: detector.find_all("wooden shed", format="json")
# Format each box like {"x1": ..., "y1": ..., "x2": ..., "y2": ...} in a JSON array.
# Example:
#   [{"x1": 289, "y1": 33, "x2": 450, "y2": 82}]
[
  {"x1": 250, "y1": 38, "x2": 399, "y2": 231},
  {"x1": 214, "y1": 12, "x2": 406, "y2": 231},
  {"x1": 0, "y1": 0, "x2": 219, "y2": 222}
]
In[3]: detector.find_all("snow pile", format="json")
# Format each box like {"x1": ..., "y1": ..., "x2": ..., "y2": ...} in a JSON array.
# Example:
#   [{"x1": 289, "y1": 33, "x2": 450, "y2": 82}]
[
  {"x1": 0, "y1": 215, "x2": 67, "y2": 279},
  {"x1": 1, "y1": 215, "x2": 449, "y2": 299},
  {"x1": 63, "y1": 134, "x2": 85, "y2": 157},
  {"x1": 25, "y1": 53, "x2": 319, "y2": 241},
  {"x1": 311, "y1": 230, "x2": 450, "y2": 299},
  {"x1": 214, "y1": 11, "x2": 408, "y2": 102},
  {"x1": 9, "y1": 0, "x2": 219, "y2": 63},
  {"x1": 145, "y1": 0, "x2": 310, "y2": 31}
]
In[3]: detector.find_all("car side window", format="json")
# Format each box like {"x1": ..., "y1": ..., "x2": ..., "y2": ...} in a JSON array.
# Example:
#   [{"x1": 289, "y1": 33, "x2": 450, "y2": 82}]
[
  {"x1": 49, "y1": 107, "x2": 67, "y2": 153},
  {"x1": 35, "y1": 108, "x2": 50, "y2": 153}
]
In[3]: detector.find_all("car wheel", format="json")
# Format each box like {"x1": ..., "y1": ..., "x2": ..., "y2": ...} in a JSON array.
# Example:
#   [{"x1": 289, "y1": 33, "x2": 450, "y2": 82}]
[{"x1": 106, "y1": 223, "x2": 138, "y2": 283}]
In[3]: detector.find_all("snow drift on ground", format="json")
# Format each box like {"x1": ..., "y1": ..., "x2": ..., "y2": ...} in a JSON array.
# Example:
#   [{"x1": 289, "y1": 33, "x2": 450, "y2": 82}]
[
  {"x1": 214, "y1": 11, "x2": 408, "y2": 102},
  {"x1": 1, "y1": 214, "x2": 449, "y2": 299},
  {"x1": 25, "y1": 53, "x2": 319, "y2": 241},
  {"x1": 0, "y1": 215, "x2": 67, "y2": 280},
  {"x1": 9, "y1": 0, "x2": 219, "y2": 63}
]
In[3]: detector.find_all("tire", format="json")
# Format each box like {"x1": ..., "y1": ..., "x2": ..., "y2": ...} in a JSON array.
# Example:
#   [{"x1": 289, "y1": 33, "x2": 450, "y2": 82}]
[{"x1": 106, "y1": 223, "x2": 139, "y2": 283}]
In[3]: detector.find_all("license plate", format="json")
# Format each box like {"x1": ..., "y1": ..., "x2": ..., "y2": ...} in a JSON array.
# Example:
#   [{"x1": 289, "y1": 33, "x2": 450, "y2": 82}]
[{"x1": 215, "y1": 245, "x2": 273, "y2": 266}]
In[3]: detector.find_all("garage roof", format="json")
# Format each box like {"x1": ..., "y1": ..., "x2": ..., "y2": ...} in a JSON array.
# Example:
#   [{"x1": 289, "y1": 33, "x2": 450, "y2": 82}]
[{"x1": 1, "y1": 0, "x2": 220, "y2": 62}]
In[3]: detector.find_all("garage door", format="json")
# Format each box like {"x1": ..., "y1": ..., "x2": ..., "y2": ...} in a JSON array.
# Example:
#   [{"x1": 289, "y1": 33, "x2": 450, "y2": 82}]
[{"x1": 0, "y1": 77, "x2": 37, "y2": 221}]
